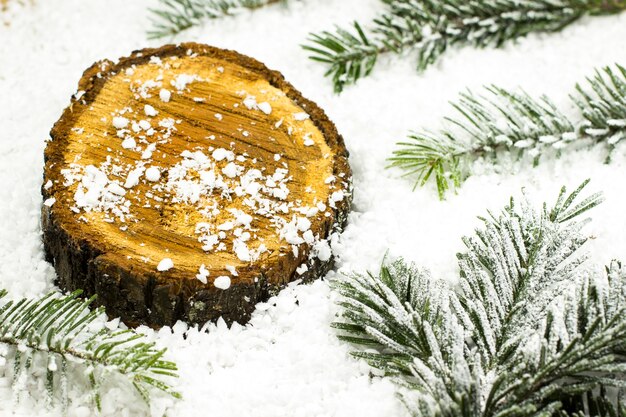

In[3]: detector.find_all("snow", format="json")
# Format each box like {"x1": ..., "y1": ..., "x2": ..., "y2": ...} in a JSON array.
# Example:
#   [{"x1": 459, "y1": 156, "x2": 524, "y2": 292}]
[
  {"x1": 113, "y1": 116, "x2": 129, "y2": 129},
  {"x1": 121, "y1": 137, "x2": 136, "y2": 149},
  {"x1": 0, "y1": 1, "x2": 625, "y2": 417},
  {"x1": 196, "y1": 264, "x2": 210, "y2": 284},
  {"x1": 163, "y1": 145, "x2": 319, "y2": 262},
  {"x1": 213, "y1": 275, "x2": 231, "y2": 290},
  {"x1": 124, "y1": 167, "x2": 144, "y2": 189},
  {"x1": 257, "y1": 101, "x2": 272, "y2": 115},
  {"x1": 159, "y1": 88, "x2": 172, "y2": 102},
  {"x1": 221, "y1": 162, "x2": 239, "y2": 178},
  {"x1": 243, "y1": 95, "x2": 258, "y2": 110},
  {"x1": 145, "y1": 166, "x2": 161, "y2": 182},
  {"x1": 157, "y1": 258, "x2": 174, "y2": 272},
  {"x1": 212, "y1": 148, "x2": 234, "y2": 162},
  {"x1": 293, "y1": 112, "x2": 309, "y2": 121},
  {"x1": 138, "y1": 119, "x2": 151, "y2": 130},
  {"x1": 171, "y1": 73, "x2": 199, "y2": 91},
  {"x1": 144, "y1": 104, "x2": 158, "y2": 117}
]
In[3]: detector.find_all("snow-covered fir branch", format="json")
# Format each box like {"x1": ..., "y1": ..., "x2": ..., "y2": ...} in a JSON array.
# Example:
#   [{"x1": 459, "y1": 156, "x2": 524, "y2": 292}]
[
  {"x1": 575, "y1": 64, "x2": 626, "y2": 158},
  {"x1": 332, "y1": 181, "x2": 626, "y2": 416},
  {"x1": 388, "y1": 64, "x2": 626, "y2": 199},
  {"x1": 0, "y1": 289, "x2": 180, "y2": 411},
  {"x1": 147, "y1": 0, "x2": 289, "y2": 38},
  {"x1": 304, "y1": 0, "x2": 626, "y2": 92},
  {"x1": 556, "y1": 389, "x2": 626, "y2": 417}
]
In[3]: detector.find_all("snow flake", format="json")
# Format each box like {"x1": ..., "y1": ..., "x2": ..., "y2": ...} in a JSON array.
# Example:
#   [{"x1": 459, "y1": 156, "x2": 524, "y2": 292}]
[
  {"x1": 112, "y1": 116, "x2": 129, "y2": 129},
  {"x1": 196, "y1": 264, "x2": 209, "y2": 284},
  {"x1": 257, "y1": 102, "x2": 272, "y2": 115},
  {"x1": 124, "y1": 167, "x2": 144, "y2": 188},
  {"x1": 157, "y1": 258, "x2": 174, "y2": 271},
  {"x1": 171, "y1": 74, "x2": 198, "y2": 91},
  {"x1": 144, "y1": 104, "x2": 158, "y2": 117},
  {"x1": 145, "y1": 166, "x2": 161, "y2": 182},
  {"x1": 214, "y1": 276, "x2": 231, "y2": 290},
  {"x1": 159, "y1": 89, "x2": 171, "y2": 102}
]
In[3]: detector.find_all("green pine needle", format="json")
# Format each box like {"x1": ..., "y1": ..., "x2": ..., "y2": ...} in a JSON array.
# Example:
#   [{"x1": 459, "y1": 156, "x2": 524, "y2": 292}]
[
  {"x1": 0, "y1": 289, "x2": 180, "y2": 411},
  {"x1": 303, "y1": 22, "x2": 381, "y2": 94},
  {"x1": 574, "y1": 64, "x2": 626, "y2": 158},
  {"x1": 332, "y1": 181, "x2": 626, "y2": 416},
  {"x1": 389, "y1": 64, "x2": 626, "y2": 199},
  {"x1": 557, "y1": 388, "x2": 626, "y2": 417},
  {"x1": 147, "y1": 0, "x2": 288, "y2": 39},
  {"x1": 305, "y1": 0, "x2": 626, "y2": 92}
]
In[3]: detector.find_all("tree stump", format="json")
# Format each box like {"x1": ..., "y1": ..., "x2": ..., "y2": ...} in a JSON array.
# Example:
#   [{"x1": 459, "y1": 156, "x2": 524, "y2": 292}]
[{"x1": 42, "y1": 43, "x2": 351, "y2": 328}]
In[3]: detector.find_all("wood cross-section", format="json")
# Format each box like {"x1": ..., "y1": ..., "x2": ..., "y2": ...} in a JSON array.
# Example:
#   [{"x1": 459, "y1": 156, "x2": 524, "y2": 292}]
[{"x1": 42, "y1": 43, "x2": 351, "y2": 327}]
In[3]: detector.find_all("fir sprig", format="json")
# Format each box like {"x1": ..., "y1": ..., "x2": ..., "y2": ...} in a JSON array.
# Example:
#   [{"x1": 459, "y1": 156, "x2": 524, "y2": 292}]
[
  {"x1": 304, "y1": 0, "x2": 626, "y2": 92},
  {"x1": 575, "y1": 64, "x2": 626, "y2": 151},
  {"x1": 0, "y1": 289, "x2": 180, "y2": 411},
  {"x1": 148, "y1": 0, "x2": 288, "y2": 39},
  {"x1": 332, "y1": 181, "x2": 626, "y2": 416},
  {"x1": 558, "y1": 389, "x2": 626, "y2": 417},
  {"x1": 389, "y1": 64, "x2": 626, "y2": 199}
]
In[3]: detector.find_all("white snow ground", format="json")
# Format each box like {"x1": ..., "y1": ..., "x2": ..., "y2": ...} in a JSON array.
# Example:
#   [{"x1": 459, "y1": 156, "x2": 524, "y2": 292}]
[{"x1": 0, "y1": 1, "x2": 625, "y2": 416}]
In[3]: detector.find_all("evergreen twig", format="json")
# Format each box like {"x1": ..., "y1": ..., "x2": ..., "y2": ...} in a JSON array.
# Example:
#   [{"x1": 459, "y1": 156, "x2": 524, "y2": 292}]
[
  {"x1": 147, "y1": 0, "x2": 289, "y2": 39},
  {"x1": 575, "y1": 64, "x2": 626, "y2": 157},
  {"x1": 304, "y1": 0, "x2": 626, "y2": 92},
  {"x1": 388, "y1": 64, "x2": 626, "y2": 199},
  {"x1": 332, "y1": 181, "x2": 626, "y2": 416},
  {"x1": 557, "y1": 389, "x2": 626, "y2": 417},
  {"x1": 0, "y1": 289, "x2": 180, "y2": 411}
]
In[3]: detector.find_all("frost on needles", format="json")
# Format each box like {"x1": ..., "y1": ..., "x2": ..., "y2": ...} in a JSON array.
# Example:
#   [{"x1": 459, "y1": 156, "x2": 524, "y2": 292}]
[
  {"x1": 0, "y1": 290, "x2": 180, "y2": 411},
  {"x1": 332, "y1": 180, "x2": 626, "y2": 416},
  {"x1": 148, "y1": 0, "x2": 290, "y2": 38},
  {"x1": 388, "y1": 64, "x2": 626, "y2": 199},
  {"x1": 304, "y1": 0, "x2": 626, "y2": 92}
]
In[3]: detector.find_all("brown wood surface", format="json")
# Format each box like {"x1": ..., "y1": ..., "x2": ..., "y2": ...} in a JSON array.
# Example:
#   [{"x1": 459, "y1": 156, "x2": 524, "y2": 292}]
[{"x1": 42, "y1": 43, "x2": 351, "y2": 327}]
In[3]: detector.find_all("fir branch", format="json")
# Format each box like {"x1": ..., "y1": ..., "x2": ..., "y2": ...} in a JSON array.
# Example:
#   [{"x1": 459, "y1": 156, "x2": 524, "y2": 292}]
[
  {"x1": 455, "y1": 180, "x2": 604, "y2": 370},
  {"x1": 332, "y1": 181, "x2": 626, "y2": 416},
  {"x1": 147, "y1": 0, "x2": 287, "y2": 39},
  {"x1": 389, "y1": 64, "x2": 626, "y2": 199},
  {"x1": 557, "y1": 388, "x2": 626, "y2": 417},
  {"x1": 331, "y1": 258, "x2": 454, "y2": 372},
  {"x1": 304, "y1": 0, "x2": 626, "y2": 92},
  {"x1": 484, "y1": 265, "x2": 626, "y2": 415},
  {"x1": 574, "y1": 64, "x2": 626, "y2": 156},
  {"x1": 305, "y1": 22, "x2": 380, "y2": 94},
  {"x1": 0, "y1": 289, "x2": 180, "y2": 411}
]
